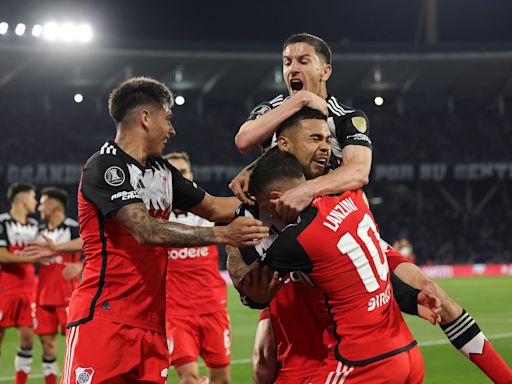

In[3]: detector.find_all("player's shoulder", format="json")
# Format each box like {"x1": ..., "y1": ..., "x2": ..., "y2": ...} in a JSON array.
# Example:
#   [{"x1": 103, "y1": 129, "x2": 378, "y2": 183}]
[
  {"x1": 0, "y1": 212, "x2": 12, "y2": 223},
  {"x1": 249, "y1": 94, "x2": 288, "y2": 116},
  {"x1": 236, "y1": 203, "x2": 259, "y2": 219},
  {"x1": 85, "y1": 142, "x2": 125, "y2": 168},
  {"x1": 63, "y1": 217, "x2": 79, "y2": 227},
  {"x1": 327, "y1": 95, "x2": 367, "y2": 118}
]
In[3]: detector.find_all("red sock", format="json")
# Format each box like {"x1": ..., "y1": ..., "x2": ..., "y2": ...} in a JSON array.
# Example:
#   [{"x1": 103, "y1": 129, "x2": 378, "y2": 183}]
[
  {"x1": 14, "y1": 371, "x2": 29, "y2": 384},
  {"x1": 44, "y1": 374, "x2": 57, "y2": 384},
  {"x1": 442, "y1": 310, "x2": 512, "y2": 384}
]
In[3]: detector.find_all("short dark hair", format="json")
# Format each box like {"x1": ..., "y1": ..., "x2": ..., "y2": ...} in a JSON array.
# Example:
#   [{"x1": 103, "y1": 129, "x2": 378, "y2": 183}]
[
  {"x1": 249, "y1": 148, "x2": 305, "y2": 197},
  {"x1": 108, "y1": 76, "x2": 174, "y2": 124},
  {"x1": 7, "y1": 182, "x2": 36, "y2": 203},
  {"x1": 41, "y1": 186, "x2": 69, "y2": 210},
  {"x1": 163, "y1": 151, "x2": 191, "y2": 167},
  {"x1": 283, "y1": 33, "x2": 332, "y2": 64},
  {"x1": 277, "y1": 107, "x2": 328, "y2": 137}
]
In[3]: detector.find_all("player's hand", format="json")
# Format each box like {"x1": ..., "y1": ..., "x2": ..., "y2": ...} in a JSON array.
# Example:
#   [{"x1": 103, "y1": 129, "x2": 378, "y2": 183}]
[
  {"x1": 238, "y1": 264, "x2": 283, "y2": 305},
  {"x1": 271, "y1": 181, "x2": 314, "y2": 224},
  {"x1": 295, "y1": 90, "x2": 329, "y2": 116},
  {"x1": 222, "y1": 217, "x2": 269, "y2": 247},
  {"x1": 417, "y1": 290, "x2": 442, "y2": 325},
  {"x1": 24, "y1": 234, "x2": 57, "y2": 260},
  {"x1": 228, "y1": 168, "x2": 255, "y2": 205},
  {"x1": 62, "y1": 262, "x2": 83, "y2": 280}
]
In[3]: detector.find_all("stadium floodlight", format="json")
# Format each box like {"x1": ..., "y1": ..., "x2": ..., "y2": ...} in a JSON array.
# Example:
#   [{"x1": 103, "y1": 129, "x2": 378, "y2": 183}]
[
  {"x1": 374, "y1": 96, "x2": 384, "y2": 106},
  {"x1": 0, "y1": 22, "x2": 8, "y2": 35},
  {"x1": 43, "y1": 22, "x2": 59, "y2": 40},
  {"x1": 175, "y1": 96, "x2": 185, "y2": 106},
  {"x1": 60, "y1": 22, "x2": 77, "y2": 42},
  {"x1": 76, "y1": 24, "x2": 92, "y2": 43},
  {"x1": 74, "y1": 93, "x2": 84, "y2": 103},
  {"x1": 15, "y1": 23, "x2": 26, "y2": 36},
  {"x1": 32, "y1": 24, "x2": 43, "y2": 37}
]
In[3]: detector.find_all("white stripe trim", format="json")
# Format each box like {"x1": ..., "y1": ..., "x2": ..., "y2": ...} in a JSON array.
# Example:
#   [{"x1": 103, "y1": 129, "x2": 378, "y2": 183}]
[
  {"x1": 330, "y1": 96, "x2": 355, "y2": 114},
  {"x1": 339, "y1": 367, "x2": 354, "y2": 384},
  {"x1": 327, "y1": 99, "x2": 344, "y2": 116},
  {"x1": 99, "y1": 142, "x2": 109, "y2": 154},
  {"x1": 446, "y1": 314, "x2": 472, "y2": 337},
  {"x1": 449, "y1": 320, "x2": 476, "y2": 341},
  {"x1": 63, "y1": 327, "x2": 75, "y2": 384},
  {"x1": 332, "y1": 364, "x2": 347, "y2": 384},
  {"x1": 269, "y1": 94, "x2": 284, "y2": 104},
  {"x1": 444, "y1": 312, "x2": 470, "y2": 334}
]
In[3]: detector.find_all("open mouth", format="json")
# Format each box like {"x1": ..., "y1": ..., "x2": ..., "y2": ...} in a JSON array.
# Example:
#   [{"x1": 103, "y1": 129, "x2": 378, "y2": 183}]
[
  {"x1": 290, "y1": 79, "x2": 304, "y2": 91},
  {"x1": 313, "y1": 158, "x2": 327, "y2": 167}
]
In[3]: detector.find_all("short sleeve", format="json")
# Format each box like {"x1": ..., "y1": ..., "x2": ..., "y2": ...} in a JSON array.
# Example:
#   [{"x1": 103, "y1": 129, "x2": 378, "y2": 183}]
[
  {"x1": 335, "y1": 110, "x2": 372, "y2": 150},
  {"x1": 81, "y1": 154, "x2": 143, "y2": 216},
  {"x1": 168, "y1": 164, "x2": 206, "y2": 211}
]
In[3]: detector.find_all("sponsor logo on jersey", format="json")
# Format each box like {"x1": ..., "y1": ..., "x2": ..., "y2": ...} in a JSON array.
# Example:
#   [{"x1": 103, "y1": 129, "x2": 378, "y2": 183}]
[
  {"x1": 368, "y1": 283, "x2": 391, "y2": 312},
  {"x1": 250, "y1": 104, "x2": 271, "y2": 117},
  {"x1": 346, "y1": 133, "x2": 371, "y2": 144},
  {"x1": 75, "y1": 367, "x2": 94, "y2": 384},
  {"x1": 351, "y1": 116, "x2": 367, "y2": 133},
  {"x1": 104, "y1": 166, "x2": 125, "y2": 186},
  {"x1": 168, "y1": 247, "x2": 210, "y2": 260},
  {"x1": 110, "y1": 190, "x2": 140, "y2": 201}
]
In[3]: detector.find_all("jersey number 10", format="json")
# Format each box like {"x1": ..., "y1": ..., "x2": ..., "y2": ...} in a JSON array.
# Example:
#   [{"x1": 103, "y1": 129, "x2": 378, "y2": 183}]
[{"x1": 337, "y1": 214, "x2": 390, "y2": 293}]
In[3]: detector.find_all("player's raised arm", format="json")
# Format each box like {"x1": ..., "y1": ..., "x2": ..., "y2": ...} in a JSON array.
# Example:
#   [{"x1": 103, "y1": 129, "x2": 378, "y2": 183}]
[{"x1": 235, "y1": 91, "x2": 327, "y2": 154}]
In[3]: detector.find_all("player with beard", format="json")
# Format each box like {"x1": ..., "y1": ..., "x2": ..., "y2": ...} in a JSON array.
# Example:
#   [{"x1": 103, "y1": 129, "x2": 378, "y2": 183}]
[
  {"x1": 0, "y1": 182, "x2": 39, "y2": 384},
  {"x1": 163, "y1": 152, "x2": 231, "y2": 384},
  {"x1": 231, "y1": 33, "x2": 512, "y2": 384},
  {"x1": 59, "y1": 77, "x2": 268, "y2": 384},
  {"x1": 34, "y1": 187, "x2": 81, "y2": 384}
]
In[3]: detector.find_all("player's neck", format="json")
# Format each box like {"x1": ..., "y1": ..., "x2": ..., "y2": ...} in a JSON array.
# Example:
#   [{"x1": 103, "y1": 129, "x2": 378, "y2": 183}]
[
  {"x1": 114, "y1": 130, "x2": 149, "y2": 167},
  {"x1": 47, "y1": 212, "x2": 65, "y2": 230},
  {"x1": 10, "y1": 204, "x2": 28, "y2": 224}
]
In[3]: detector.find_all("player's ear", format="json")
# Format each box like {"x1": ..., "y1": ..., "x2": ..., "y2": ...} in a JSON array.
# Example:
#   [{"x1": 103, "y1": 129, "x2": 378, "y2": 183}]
[
  {"x1": 277, "y1": 136, "x2": 289, "y2": 151},
  {"x1": 321, "y1": 63, "x2": 332, "y2": 82},
  {"x1": 140, "y1": 108, "x2": 150, "y2": 131},
  {"x1": 269, "y1": 191, "x2": 282, "y2": 199}
]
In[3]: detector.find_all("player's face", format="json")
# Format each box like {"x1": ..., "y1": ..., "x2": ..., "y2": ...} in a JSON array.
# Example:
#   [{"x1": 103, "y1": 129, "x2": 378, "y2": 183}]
[
  {"x1": 168, "y1": 158, "x2": 193, "y2": 181},
  {"x1": 17, "y1": 190, "x2": 37, "y2": 215},
  {"x1": 282, "y1": 43, "x2": 330, "y2": 97},
  {"x1": 278, "y1": 119, "x2": 331, "y2": 179},
  {"x1": 38, "y1": 195, "x2": 58, "y2": 222},
  {"x1": 147, "y1": 105, "x2": 175, "y2": 157}
]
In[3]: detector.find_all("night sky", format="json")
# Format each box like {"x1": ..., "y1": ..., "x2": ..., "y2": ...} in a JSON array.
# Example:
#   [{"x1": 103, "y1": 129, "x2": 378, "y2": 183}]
[{"x1": 2, "y1": 0, "x2": 512, "y2": 46}]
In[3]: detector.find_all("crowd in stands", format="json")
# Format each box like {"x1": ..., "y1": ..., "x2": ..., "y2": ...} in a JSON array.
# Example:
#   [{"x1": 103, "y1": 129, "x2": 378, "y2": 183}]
[{"x1": 1, "y1": 96, "x2": 511, "y2": 265}]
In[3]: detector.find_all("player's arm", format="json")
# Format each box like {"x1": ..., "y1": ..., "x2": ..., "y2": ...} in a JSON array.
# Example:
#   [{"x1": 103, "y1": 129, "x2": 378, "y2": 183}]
[
  {"x1": 391, "y1": 272, "x2": 441, "y2": 325},
  {"x1": 0, "y1": 247, "x2": 36, "y2": 263},
  {"x1": 114, "y1": 203, "x2": 268, "y2": 248},
  {"x1": 235, "y1": 91, "x2": 328, "y2": 153},
  {"x1": 24, "y1": 236, "x2": 83, "y2": 259},
  {"x1": 306, "y1": 144, "x2": 372, "y2": 196},
  {"x1": 188, "y1": 194, "x2": 240, "y2": 223},
  {"x1": 252, "y1": 314, "x2": 277, "y2": 384}
]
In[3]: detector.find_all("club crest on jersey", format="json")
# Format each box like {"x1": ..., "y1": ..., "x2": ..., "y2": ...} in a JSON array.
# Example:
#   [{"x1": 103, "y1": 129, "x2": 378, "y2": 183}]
[
  {"x1": 351, "y1": 116, "x2": 367, "y2": 133},
  {"x1": 104, "y1": 166, "x2": 125, "y2": 186},
  {"x1": 75, "y1": 367, "x2": 94, "y2": 384}
]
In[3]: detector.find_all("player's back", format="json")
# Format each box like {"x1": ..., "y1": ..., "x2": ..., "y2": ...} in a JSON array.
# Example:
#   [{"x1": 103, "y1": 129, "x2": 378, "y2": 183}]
[{"x1": 268, "y1": 190, "x2": 415, "y2": 365}]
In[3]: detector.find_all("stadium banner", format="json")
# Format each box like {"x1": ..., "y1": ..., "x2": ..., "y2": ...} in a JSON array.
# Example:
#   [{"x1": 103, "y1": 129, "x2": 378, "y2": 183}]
[
  {"x1": 420, "y1": 264, "x2": 512, "y2": 279},
  {"x1": 2, "y1": 162, "x2": 512, "y2": 185}
]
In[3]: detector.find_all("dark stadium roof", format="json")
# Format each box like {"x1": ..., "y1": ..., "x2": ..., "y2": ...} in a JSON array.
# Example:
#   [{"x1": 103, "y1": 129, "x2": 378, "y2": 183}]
[{"x1": 2, "y1": 0, "x2": 512, "y2": 104}]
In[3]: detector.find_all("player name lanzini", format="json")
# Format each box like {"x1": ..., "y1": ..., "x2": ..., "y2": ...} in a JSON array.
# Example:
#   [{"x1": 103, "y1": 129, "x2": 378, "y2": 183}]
[{"x1": 322, "y1": 196, "x2": 358, "y2": 232}]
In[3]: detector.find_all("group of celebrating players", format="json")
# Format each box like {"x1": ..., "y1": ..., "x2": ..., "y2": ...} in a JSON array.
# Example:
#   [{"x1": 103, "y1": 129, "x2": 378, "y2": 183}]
[{"x1": 0, "y1": 32, "x2": 511, "y2": 384}]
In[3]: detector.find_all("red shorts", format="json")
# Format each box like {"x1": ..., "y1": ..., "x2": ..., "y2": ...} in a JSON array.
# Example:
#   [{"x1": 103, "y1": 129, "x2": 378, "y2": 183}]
[
  {"x1": 34, "y1": 305, "x2": 67, "y2": 335},
  {"x1": 311, "y1": 346, "x2": 424, "y2": 384},
  {"x1": 0, "y1": 293, "x2": 35, "y2": 328},
  {"x1": 166, "y1": 310, "x2": 230, "y2": 369},
  {"x1": 60, "y1": 319, "x2": 168, "y2": 384}
]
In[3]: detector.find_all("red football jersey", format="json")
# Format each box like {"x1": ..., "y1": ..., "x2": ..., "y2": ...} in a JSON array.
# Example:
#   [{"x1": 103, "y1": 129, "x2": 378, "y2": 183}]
[
  {"x1": 67, "y1": 141, "x2": 205, "y2": 332},
  {"x1": 0, "y1": 213, "x2": 39, "y2": 295},
  {"x1": 37, "y1": 218, "x2": 81, "y2": 306},
  {"x1": 166, "y1": 211, "x2": 226, "y2": 316},
  {"x1": 266, "y1": 190, "x2": 416, "y2": 365},
  {"x1": 267, "y1": 276, "x2": 333, "y2": 380}
]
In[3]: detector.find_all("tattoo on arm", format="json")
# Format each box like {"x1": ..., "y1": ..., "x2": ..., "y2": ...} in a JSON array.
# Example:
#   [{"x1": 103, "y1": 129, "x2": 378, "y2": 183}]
[
  {"x1": 226, "y1": 245, "x2": 254, "y2": 284},
  {"x1": 114, "y1": 203, "x2": 217, "y2": 247}
]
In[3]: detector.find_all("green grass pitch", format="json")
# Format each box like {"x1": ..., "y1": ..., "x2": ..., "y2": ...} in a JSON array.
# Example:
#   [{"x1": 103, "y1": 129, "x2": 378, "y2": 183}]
[{"x1": 0, "y1": 276, "x2": 511, "y2": 383}]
